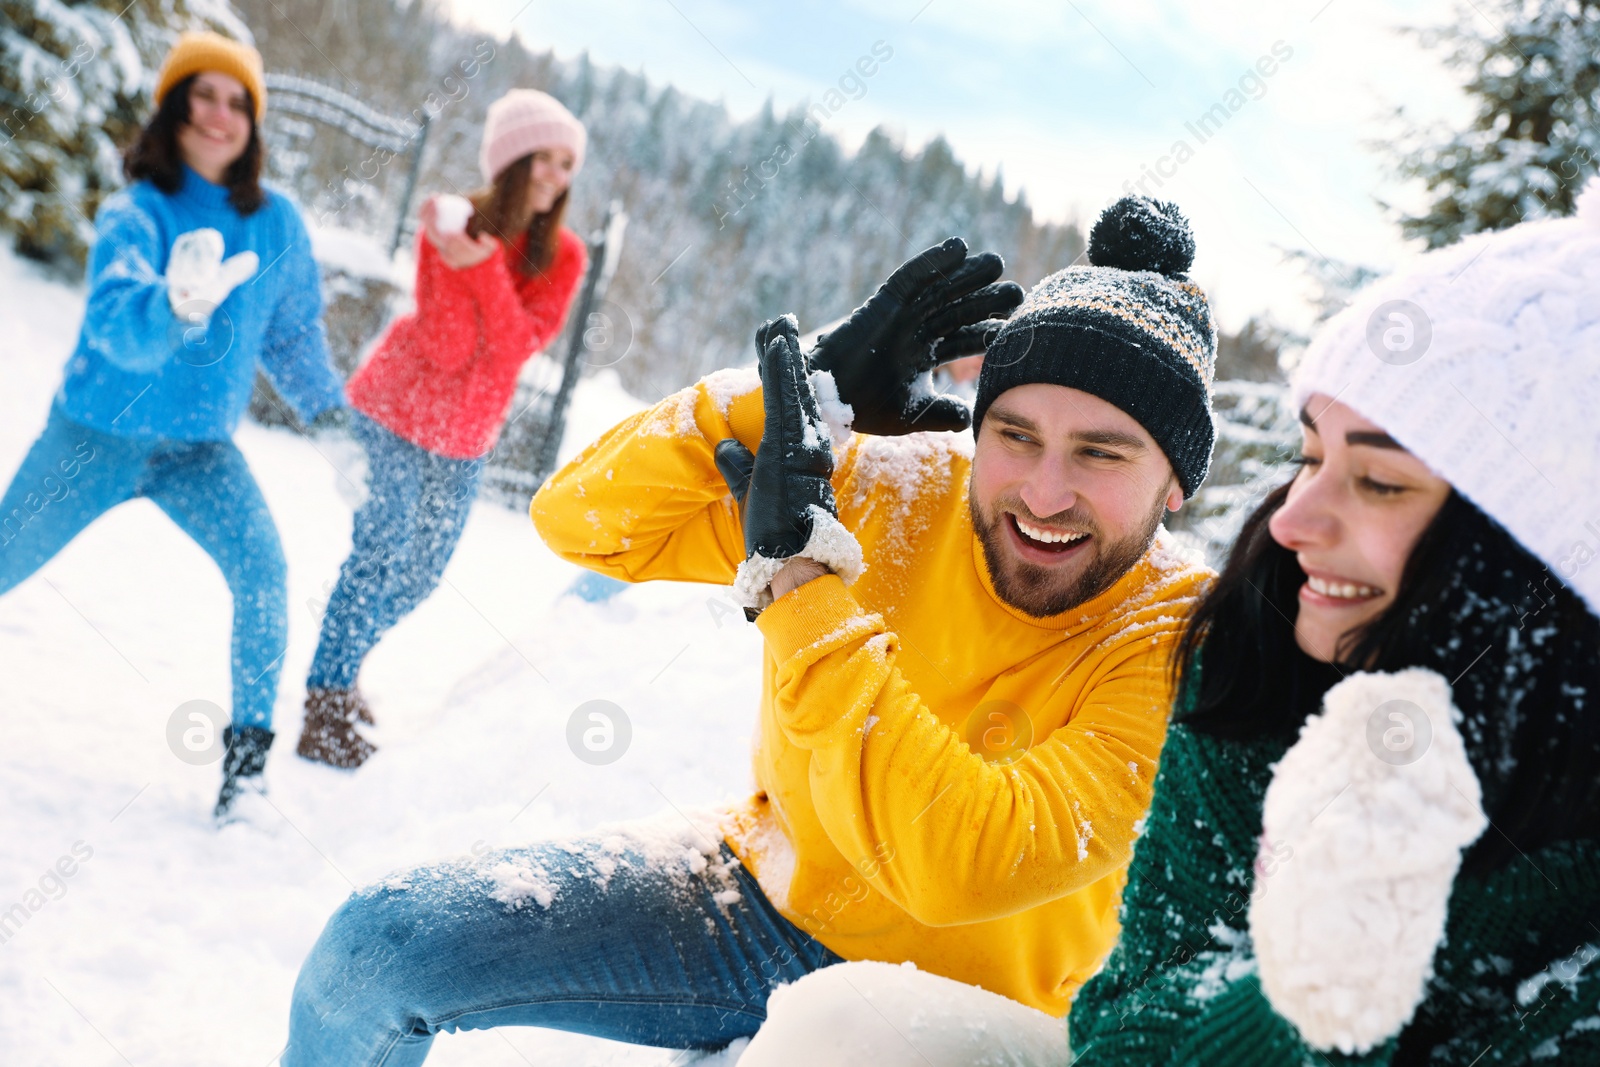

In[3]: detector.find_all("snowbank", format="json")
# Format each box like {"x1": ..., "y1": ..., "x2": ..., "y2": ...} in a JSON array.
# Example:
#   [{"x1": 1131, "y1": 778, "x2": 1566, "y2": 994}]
[{"x1": 739, "y1": 961, "x2": 1069, "y2": 1066}]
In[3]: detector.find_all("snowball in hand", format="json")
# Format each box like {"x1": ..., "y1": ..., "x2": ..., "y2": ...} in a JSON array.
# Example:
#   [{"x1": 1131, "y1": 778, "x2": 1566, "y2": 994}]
[
  {"x1": 1249, "y1": 668, "x2": 1486, "y2": 1055},
  {"x1": 433, "y1": 194, "x2": 474, "y2": 235}
]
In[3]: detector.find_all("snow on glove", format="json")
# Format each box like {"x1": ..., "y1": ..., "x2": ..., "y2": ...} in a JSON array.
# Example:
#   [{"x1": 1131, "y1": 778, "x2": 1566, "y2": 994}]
[
  {"x1": 807, "y1": 237, "x2": 1023, "y2": 436},
  {"x1": 1249, "y1": 668, "x2": 1487, "y2": 1056},
  {"x1": 167, "y1": 228, "x2": 259, "y2": 325},
  {"x1": 726, "y1": 315, "x2": 863, "y2": 612}
]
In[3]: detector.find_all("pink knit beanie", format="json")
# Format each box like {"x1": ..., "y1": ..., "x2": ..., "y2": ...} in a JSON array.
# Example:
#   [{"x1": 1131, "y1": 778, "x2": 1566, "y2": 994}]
[{"x1": 479, "y1": 89, "x2": 587, "y2": 183}]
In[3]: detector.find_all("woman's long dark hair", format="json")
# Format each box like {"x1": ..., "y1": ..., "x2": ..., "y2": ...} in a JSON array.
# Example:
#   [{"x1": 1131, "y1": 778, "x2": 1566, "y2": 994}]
[
  {"x1": 1174, "y1": 480, "x2": 1600, "y2": 874},
  {"x1": 122, "y1": 74, "x2": 265, "y2": 215},
  {"x1": 466, "y1": 152, "x2": 569, "y2": 275}
]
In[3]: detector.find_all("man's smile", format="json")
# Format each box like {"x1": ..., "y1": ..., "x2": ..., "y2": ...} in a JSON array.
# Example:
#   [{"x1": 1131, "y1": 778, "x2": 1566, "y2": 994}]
[{"x1": 1005, "y1": 513, "x2": 1093, "y2": 563}]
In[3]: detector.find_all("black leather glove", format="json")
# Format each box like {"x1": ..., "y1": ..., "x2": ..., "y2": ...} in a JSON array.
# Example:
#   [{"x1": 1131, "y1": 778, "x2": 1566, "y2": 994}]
[
  {"x1": 714, "y1": 438, "x2": 755, "y2": 511},
  {"x1": 720, "y1": 316, "x2": 863, "y2": 612},
  {"x1": 807, "y1": 237, "x2": 1024, "y2": 435},
  {"x1": 739, "y1": 315, "x2": 836, "y2": 561}
]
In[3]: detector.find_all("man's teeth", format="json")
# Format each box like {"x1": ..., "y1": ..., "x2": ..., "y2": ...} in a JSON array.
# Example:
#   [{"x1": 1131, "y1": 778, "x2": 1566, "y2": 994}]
[
  {"x1": 1016, "y1": 518, "x2": 1088, "y2": 545},
  {"x1": 1307, "y1": 575, "x2": 1379, "y2": 599}
]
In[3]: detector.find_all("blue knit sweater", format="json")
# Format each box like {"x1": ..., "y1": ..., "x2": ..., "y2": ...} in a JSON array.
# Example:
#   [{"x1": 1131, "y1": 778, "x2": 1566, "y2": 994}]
[{"x1": 55, "y1": 165, "x2": 344, "y2": 441}]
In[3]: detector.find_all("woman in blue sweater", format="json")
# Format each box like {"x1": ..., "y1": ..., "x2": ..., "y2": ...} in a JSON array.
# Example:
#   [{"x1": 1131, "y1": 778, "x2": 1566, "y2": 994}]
[{"x1": 0, "y1": 32, "x2": 345, "y2": 821}]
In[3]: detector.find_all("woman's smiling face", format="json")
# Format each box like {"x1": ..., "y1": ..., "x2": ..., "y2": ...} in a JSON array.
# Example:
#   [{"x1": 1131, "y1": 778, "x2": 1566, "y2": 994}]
[
  {"x1": 524, "y1": 146, "x2": 575, "y2": 215},
  {"x1": 1268, "y1": 394, "x2": 1453, "y2": 662},
  {"x1": 176, "y1": 71, "x2": 253, "y2": 181}
]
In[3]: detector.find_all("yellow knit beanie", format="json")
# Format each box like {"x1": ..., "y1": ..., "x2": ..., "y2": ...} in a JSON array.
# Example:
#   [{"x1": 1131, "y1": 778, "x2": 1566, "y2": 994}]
[{"x1": 154, "y1": 31, "x2": 267, "y2": 122}]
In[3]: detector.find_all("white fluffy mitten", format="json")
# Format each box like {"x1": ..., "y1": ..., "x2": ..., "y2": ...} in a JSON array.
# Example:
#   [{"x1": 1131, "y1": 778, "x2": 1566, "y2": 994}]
[
  {"x1": 1249, "y1": 668, "x2": 1487, "y2": 1054},
  {"x1": 167, "y1": 228, "x2": 259, "y2": 325}
]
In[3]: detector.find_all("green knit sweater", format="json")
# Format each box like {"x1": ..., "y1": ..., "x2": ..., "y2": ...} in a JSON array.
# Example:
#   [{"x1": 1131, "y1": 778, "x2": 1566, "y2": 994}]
[{"x1": 1068, "y1": 721, "x2": 1600, "y2": 1065}]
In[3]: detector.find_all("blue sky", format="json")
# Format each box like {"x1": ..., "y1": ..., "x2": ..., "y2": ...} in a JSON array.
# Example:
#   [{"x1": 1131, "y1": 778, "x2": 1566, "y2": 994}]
[{"x1": 445, "y1": 0, "x2": 1471, "y2": 332}]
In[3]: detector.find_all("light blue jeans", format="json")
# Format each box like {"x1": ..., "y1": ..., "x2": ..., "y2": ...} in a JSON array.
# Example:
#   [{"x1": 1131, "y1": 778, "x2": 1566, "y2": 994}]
[
  {"x1": 284, "y1": 833, "x2": 843, "y2": 1065},
  {"x1": 306, "y1": 412, "x2": 482, "y2": 690},
  {"x1": 0, "y1": 403, "x2": 286, "y2": 728}
]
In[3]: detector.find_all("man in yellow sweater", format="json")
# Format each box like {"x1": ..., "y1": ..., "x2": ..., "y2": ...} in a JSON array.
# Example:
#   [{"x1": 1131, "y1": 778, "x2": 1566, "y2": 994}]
[{"x1": 283, "y1": 197, "x2": 1215, "y2": 1064}]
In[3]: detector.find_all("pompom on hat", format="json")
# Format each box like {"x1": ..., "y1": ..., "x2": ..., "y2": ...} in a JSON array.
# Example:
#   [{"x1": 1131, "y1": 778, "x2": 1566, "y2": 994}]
[
  {"x1": 976, "y1": 196, "x2": 1218, "y2": 498},
  {"x1": 1291, "y1": 178, "x2": 1600, "y2": 617},
  {"x1": 479, "y1": 89, "x2": 587, "y2": 184},
  {"x1": 154, "y1": 31, "x2": 267, "y2": 122}
]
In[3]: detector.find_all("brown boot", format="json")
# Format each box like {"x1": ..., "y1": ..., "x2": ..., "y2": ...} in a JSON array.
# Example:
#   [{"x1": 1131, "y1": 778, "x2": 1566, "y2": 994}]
[
  {"x1": 351, "y1": 687, "x2": 375, "y2": 726},
  {"x1": 296, "y1": 688, "x2": 376, "y2": 768}
]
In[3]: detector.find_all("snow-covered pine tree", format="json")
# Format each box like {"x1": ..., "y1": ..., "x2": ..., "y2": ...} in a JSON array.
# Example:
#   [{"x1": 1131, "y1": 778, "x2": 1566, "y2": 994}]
[
  {"x1": 0, "y1": 0, "x2": 249, "y2": 267},
  {"x1": 1388, "y1": 0, "x2": 1600, "y2": 247}
]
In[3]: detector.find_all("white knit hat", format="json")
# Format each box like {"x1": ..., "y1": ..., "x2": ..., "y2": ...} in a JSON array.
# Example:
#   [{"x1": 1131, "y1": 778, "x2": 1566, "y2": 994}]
[
  {"x1": 479, "y1": 89, "x2": 587, "y2": 184},
  {"x1": 1291, "y1": 179, "x2": 1600, "y2": 617}
]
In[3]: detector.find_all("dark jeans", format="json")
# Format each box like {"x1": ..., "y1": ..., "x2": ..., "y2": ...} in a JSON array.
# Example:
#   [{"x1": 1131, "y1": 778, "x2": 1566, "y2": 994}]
[
  {"x1": 284, "y1": 829, "x2": 844, "y2": 1065},
  {"x1": 306, "y1": 413, "x2": 482, "y2": 690}
]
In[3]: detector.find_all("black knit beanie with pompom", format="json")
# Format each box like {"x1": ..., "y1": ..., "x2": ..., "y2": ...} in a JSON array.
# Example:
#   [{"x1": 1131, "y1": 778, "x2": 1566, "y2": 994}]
[{"x1": 975, "y1": 196, "x2": 1218, "y2": 498}]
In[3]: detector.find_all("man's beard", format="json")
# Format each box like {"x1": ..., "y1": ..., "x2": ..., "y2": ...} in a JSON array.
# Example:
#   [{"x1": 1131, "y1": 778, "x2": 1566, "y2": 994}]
[{"x1": 968, "y1": 477, "x2": 1167, "y2": 618}]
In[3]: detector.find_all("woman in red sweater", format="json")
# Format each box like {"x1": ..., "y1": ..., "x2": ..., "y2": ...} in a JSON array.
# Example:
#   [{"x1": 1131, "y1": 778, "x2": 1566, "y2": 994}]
[{"x1": 297, "y1": 89, "x2": 588, "y2": 768}]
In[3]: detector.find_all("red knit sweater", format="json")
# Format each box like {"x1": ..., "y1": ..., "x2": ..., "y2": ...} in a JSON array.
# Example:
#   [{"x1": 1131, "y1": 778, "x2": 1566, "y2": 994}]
[{"x1": 347, "y1": 226, "x2": 587, "y2": 459}]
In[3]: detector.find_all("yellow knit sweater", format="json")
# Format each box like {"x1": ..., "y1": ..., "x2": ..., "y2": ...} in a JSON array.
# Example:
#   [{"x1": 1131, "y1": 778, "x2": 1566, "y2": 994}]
[{"x1": 530, "y1": 371, "x2": 1212, "y2": 1015}]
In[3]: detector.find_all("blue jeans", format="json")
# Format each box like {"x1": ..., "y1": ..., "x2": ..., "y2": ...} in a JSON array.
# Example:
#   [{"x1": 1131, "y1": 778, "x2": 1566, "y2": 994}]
[
  {"x1": 0, "y1": 403, "x2": 286, "y2": 729},
  {"x1": 284, "y1": 831, "x2": 844, "y2": 1065},
  {"x1": 306, "y1": 413, "x2": 483, "y2": 690}
]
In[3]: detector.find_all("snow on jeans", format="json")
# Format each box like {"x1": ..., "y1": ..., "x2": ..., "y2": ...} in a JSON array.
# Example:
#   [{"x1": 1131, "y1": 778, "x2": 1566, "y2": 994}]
[
  {"x1": 306, "y1": 412, "x2": 483, "y2": 690},
  {"x1": 284, "y1": 828, "x2": 845, "y2": 1064},
  {"x1": 0, "y1": 403, "x2": 286, "y2": 729}
]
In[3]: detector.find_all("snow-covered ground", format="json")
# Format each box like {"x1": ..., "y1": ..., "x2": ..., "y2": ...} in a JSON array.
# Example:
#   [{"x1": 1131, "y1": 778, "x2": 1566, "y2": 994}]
[{"x1": 0, "y1": 243, "x2": 767, "y2": 1065}]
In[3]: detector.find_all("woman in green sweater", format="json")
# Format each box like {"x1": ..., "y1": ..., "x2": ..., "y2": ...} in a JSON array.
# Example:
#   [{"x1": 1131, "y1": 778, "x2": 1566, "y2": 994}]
[{"x1": 1068, "y1": 184, "x2": 1600, "y2": 1065}]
